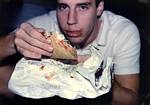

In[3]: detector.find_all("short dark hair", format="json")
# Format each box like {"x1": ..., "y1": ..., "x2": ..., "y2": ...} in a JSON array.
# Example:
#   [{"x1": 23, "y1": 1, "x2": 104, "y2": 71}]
[
  {"x1": 96, "y1": 0, "x2": 103, "y2": 7},
  {"x1": 55, "y1": 0, "x2": 103, "y2": 7}
]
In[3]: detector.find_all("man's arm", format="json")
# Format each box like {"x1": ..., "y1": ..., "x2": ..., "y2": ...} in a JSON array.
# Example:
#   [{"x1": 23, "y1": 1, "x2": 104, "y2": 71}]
[
  {"x1": 0, "y1": 32, "x2": 18, "y2": 98},
  {"x1": 0, "y1": 65, "x2": 15, "y2": 98},
  {"x1": 111, "y1": 74, "x2": 139, "y2": 105},
  {"x1": 0, "y1": 32, "x2": 17, "y2": 61}
]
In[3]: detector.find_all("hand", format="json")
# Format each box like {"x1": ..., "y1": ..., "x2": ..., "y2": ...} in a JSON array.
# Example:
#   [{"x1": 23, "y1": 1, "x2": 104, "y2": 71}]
[{"x1": 14, "y1": 22, "x2": 53, "y2": 59}]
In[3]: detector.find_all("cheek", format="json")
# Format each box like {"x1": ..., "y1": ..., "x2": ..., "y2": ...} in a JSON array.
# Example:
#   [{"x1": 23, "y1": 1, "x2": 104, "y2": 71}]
[
  {"x1": 79, "y1": 14, "x2": 96, "y2": 33},
  {"x1": 57, "y1": 14, "x2": 67, "y2": 27}
]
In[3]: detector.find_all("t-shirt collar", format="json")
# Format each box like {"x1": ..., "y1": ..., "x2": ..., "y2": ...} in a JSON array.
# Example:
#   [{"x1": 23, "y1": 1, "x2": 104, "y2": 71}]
[{"x1": 93, "y1": 11, "x2": 111, "y2": 47}]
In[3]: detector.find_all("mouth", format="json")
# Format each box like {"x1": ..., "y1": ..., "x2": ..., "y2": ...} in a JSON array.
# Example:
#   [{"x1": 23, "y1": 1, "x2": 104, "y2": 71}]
[{"x1": 65, "y1": 30, "x2": 81, "y2": 38}]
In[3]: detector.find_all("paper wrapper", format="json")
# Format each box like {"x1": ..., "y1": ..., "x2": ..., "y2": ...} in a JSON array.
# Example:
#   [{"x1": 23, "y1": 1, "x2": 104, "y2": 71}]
[{"x1": 8, "y1": 46, "x2": 113, "y2": 99}]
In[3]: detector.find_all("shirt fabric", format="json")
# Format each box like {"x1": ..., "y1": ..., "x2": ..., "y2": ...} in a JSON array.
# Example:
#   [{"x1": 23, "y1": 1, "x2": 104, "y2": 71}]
[{"x1": 28, "y1": 10, "x2": 140, "y2": 75}]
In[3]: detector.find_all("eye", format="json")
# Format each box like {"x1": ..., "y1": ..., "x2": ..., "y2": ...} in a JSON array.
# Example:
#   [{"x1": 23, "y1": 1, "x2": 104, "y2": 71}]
[
  {"x1": 79, "y1": 5, "x2": 89, "y2": 11},
  {"x1": 57, "y1": 4, "x2": 68, "y2": 11}
]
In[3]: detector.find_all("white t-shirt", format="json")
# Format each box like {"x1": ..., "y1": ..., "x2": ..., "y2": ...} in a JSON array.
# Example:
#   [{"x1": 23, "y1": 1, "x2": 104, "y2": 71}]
[{"x1": 28, "y1": 10, "x2": 140, "y2": 75}]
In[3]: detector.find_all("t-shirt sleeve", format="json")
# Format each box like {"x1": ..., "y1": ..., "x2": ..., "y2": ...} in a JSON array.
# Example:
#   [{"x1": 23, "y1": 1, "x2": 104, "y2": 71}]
[
  {"x1": 113, "y1": 22, "x2": 140, "y2": 75},
  {"x1": 27, "y1": 11, "x2": 59, "y2": 32}
]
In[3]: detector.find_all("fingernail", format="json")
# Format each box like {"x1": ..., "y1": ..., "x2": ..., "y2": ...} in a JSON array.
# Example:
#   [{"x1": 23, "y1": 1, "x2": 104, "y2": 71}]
[
  {"x1": 46, "y1": 38, "x2": 51, "y2": 43},
  {"x1": 46, "y1": 52, "x2": 52, "y2": 57},
  {"x1": 48, "y1": 47, "x2": 53, "y2": 51}
]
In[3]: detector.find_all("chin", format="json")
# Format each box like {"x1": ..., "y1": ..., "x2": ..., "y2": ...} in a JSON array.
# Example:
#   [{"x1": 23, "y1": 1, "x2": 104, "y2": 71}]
[{"x1": 69, "y1": 39, "x2": 82, "y2": 45}]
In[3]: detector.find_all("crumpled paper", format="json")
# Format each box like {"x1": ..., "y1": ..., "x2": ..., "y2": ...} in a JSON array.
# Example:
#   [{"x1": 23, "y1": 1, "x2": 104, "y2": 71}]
[{"x1": 8, "y1": 46, "x2": 113, "y2": 99}]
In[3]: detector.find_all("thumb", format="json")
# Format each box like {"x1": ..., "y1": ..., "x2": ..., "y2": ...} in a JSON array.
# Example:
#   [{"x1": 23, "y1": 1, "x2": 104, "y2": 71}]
[{"x1": 36, "y1": 28, "x2": 45, "y2": 34}]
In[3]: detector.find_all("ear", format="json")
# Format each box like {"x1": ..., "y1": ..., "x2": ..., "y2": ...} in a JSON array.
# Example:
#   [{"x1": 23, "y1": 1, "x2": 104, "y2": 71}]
[{"x1": 96, "y1": 1, "x2": 104, "y2": 17}]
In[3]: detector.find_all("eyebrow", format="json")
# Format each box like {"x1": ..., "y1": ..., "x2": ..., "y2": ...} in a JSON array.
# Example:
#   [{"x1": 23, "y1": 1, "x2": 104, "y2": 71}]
[
  {"x1": 57, "y1": 3, "x2": 68, "y2": 6},
  {"x1": 57, "y1": 2, "x2": 92, "y2": 7},
  {"x1": 76, "y1": 2, "x2": 92, "y2": 6}
]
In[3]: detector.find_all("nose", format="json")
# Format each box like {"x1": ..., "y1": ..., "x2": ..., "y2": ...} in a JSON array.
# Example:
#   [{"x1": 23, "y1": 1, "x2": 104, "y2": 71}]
[{"x1": 67, "y1": 9, "x2": 77, "y2": 25}]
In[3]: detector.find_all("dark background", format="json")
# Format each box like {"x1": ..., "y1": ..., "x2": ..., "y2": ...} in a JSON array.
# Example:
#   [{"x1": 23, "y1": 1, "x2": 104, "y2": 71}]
[{"x1": 0, "y1": 0, "x2": 150, "y2": 105}]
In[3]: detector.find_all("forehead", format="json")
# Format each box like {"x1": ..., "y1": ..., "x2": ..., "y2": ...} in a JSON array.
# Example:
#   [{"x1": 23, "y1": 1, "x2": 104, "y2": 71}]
[{"x1": 57, "y1": 0, "x2": 95, "y2": 4}]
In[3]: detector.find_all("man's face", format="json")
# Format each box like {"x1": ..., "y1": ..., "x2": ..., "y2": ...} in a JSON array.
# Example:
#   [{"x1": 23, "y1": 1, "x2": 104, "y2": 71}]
[{"x1": 56, "y1": 0, "x2": 103, "y2": 46}]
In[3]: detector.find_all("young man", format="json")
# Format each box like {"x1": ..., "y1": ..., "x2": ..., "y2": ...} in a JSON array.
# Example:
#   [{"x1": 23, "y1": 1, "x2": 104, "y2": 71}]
[{"x1": 0, "y1": 0, "x2": 140, "y2": 105}]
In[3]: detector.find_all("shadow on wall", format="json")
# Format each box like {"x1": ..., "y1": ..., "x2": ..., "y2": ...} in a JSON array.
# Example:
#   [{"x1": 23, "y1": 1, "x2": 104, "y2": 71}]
[
  {"x1": 0, "y1": 1, "x2": 24, "y2": 36},
  {"x1": 13, "y1": 3, "x2": 54, "y2": 28},
  {"x1": 0, "y1": 2, "x2": 55, "y2": 36}
]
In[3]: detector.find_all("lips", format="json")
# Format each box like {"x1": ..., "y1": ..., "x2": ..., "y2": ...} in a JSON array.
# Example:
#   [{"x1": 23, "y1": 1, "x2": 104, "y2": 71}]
[{"x1": 65, "y1": 30, "x2": 81, "y2": 37}]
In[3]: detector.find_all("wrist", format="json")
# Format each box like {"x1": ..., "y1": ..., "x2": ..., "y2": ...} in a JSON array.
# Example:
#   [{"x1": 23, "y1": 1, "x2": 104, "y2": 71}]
[{"x1": 0, "y1": 32, "x2": 17, "y2": 61}]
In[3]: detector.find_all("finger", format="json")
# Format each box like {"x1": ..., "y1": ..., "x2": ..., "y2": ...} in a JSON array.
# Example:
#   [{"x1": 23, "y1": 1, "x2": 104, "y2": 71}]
[
  {"x1": 17, "y1": 46, "x2": 41, "y2": 59},
  {"x1": 36, "y1": 28, "x2": 45, "y2": 33},
  {"x1": 15, "y1": 37, "x2": 53, "y2": 57},
  {"x1": 15, "y1": 28, "x2": 53, "y2": 53},
  {"x1": 20, "y1": 23, "x2": 47, "y2": 43}
]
